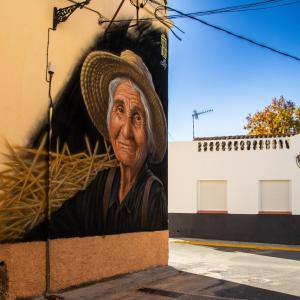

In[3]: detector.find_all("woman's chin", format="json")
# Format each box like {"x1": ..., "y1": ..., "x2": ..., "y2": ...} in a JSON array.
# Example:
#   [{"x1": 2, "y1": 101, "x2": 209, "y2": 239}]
[{"x1": 118, "y1": 156, "x2": 146, "y2": 171}]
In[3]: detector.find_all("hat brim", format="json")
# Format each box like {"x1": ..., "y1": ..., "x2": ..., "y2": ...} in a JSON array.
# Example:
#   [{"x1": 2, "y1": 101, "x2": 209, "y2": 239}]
[{"x1": 80, "y1": 51, "x2": 167, "y2": 163}]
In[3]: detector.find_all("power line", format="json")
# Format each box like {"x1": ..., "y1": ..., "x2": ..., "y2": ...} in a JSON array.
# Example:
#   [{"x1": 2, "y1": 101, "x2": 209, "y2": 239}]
[
  {"x1": 168, "y1": 0, "x2": 300, "y2": 19},
  {"x1": 155, "y1": 0, "x2": 283, "y2": 19},
  {"x1": 175, "y1": 11, "x2": 300, "y2": 61},
  {"x1": 223, "y1": 0, "x2": 300, "y2": 12},
  {"x1": 151, "y1": 0, "x2": 300, "y2": 62},
  {"x1": 100, "y1": 0, "x2": 295, "y2": 24},
  {"x1": 104, "y1": 0, "x2": 126, "y2": 34},
  {"x1": 71, "y1": 0, "x2": 300, "y2": 62},
  {"x1": 68, "y1": 0, "x2": 300, "y2": 25},
  {"x1": 168, "y1": 0, "x2": 282, "y2": 18}
]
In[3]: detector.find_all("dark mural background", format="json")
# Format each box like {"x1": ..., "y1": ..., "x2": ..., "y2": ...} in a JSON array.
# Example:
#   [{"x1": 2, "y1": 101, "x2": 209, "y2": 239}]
[
  {"x1": 32, "y1": 21, "x2": 168, "y2": 187},
  {"x1": 0, "y1": 21, "x2": 168, "y2": 242}
]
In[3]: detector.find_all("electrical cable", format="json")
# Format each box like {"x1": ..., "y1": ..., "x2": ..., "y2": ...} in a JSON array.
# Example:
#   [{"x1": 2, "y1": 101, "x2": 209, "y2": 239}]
[
  {"x1": 67, "y1": 0, "x2": 108, "y2": 21},
  {"x1": 172, "y1": 0, "x2": 300, "y2": 18},
  {"x1": 45, "y1": 25, "x2": 55, "y2": 295},
  {"x1": 101, "y1": 0, "x2": 300, "y2": 40},
  {"x1": 169, "y1": 0, "x2": 281, "y2": 18},
  {"x1": 225, "y1": 0, "x2": 300, "y2": 12},
  {"x1": 45, "y1": 70, "x2": 53, "y2": 295},
  {"x1": 122, "y1": 0, "x2": 300, "y2": 21},
  {"x1": 104, "y1": 0, "x2": 126, "y2": 34},
  {"x1": 74, "y1": 0, "x2": 300, "y2": 25},
  {"x1": 153, "y1": 5, "x2": 183, "y2": 40},
  {"x1": 151, "y1": 0, "x2": 300, "y2": 62},
  {"x1": 53, "y1": 0, "x2": 300, "y2": 62},
  {"x1": 45, "y1": 28, "x2": 55, "y2": 83},
  {"x1": 149, "y1": 0, "x2": 284, "y2": 20},
  {"x1": 130, "y1": 0, "x2": 150, "y2": 8}
]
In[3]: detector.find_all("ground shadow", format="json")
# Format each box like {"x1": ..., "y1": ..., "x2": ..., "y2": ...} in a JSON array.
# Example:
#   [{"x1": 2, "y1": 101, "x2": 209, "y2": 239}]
[
  {"x1": 138, "y1": 266, "x2": 300, "y2": 300},
  {"x1": 31, "y1": 265, "x2": 300, "y2": 300}
]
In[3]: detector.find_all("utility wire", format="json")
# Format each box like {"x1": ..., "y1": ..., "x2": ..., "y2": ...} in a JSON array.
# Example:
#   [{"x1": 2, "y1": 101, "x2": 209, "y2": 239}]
[
  {"x1": 174, "y1": 10, "x2": 300, "y2": 61},
  {"x1": 45, "y1": 28, "x2": 55, "y2": 83},
  {"x1": 100, "y1": 0, "x2": 300, "y2": 37},
  {"x1": 62, "y1": 0, "x2": 300, "y2": 62},
  {"x1": 171, "y1": 0, "x2": 300, "y2": 18},
  {"x1": 104, "y1": 0, "x2": 126, "y2": 34},
  {"x1": 151, "y1": 0, "x2": 300, "y2": 62},
  {"x1": 113, "y1": 0, "x2": 298, "y2": 22},
  {"x1": 67, "y1": 0, "x2": 108, "y2": 21},
  {"x1": 66, "y1": 0, "x2": 300, "y2": 25},
  {"x1": 100, "y1": 0, "x2": 286, "y2": 23},
  {"x1": 169, "y1": 0, "x2": 282, "y2": 18}
]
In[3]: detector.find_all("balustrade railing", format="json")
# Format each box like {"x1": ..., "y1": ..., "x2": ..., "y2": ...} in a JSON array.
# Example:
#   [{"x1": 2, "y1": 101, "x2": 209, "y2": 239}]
[{"x1": 198, "y1": 137, "x2": 290, "y2": 152}]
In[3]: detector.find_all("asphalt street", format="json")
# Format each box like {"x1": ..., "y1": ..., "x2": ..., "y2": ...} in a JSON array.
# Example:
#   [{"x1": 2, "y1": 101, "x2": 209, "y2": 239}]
[{"x1": 169, "y1": 238, "x2": 300, "y2": 299}]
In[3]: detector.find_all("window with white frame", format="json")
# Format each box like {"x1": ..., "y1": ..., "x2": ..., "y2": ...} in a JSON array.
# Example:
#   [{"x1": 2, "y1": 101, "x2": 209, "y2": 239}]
[
  {"x1": 260, "y1": 180, "x2": 290, "y2": 213},
  {"x1": 197, "y1": 180, "x2": 227, "y2": 212}
]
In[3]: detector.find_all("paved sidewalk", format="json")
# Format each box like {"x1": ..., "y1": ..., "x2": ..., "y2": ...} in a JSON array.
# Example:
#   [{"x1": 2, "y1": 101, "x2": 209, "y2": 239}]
[
  {"x1": 35, "y1": 239, "x2": 300, "y2": 299},
  {"x1": 169, "y1": 238, "x2": 300, "y2": 298},
  {"x1": 36, "y1": 266, "x2": 300, "y2": 299},
  {"x1": 37, "y1": 266, "x2": 180, "y2": 300}
]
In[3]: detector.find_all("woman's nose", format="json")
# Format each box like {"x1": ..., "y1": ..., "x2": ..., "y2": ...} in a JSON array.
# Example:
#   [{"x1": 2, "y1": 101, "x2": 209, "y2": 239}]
[{"x1": 121, "y1": 115, "x2": 133, "y2": 139}]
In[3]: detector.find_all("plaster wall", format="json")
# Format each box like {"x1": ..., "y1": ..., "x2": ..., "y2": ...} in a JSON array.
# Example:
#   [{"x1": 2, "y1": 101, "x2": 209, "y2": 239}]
[
  {"x1": 0, "y1": 1, "x2": 169, "y2": 298},
  {"x1": 168, "y1": 134, "x2": 300, "y2": 215},
  {"x1": 0, "y1": 0, "x2": 165, "y2": 162}
]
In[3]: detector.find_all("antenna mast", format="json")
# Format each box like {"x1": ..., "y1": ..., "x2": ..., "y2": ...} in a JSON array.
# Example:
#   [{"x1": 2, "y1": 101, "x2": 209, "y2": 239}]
[{"x1": 192, "y1": 109, "x2": 213, "y2": 139}]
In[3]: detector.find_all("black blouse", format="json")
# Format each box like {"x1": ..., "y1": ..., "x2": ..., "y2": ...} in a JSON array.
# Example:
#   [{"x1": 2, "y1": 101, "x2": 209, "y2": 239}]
[{"x1": 25, "y1": 165, "x2": 167, "y2": 241}]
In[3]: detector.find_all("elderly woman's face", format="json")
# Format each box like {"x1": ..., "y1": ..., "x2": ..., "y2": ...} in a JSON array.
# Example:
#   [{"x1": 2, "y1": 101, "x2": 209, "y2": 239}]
[{"x1": 109, "y1": 80, "x2": 148, "y2": 170}]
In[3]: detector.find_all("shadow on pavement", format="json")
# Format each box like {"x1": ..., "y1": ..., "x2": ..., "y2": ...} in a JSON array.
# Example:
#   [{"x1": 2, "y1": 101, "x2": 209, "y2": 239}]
[
  {"x1": 34, "y1": 266, "x2": 300, "y2": 300},
  {"x1": 139, "y1": 267, "x2": 300, "y2": 300}
]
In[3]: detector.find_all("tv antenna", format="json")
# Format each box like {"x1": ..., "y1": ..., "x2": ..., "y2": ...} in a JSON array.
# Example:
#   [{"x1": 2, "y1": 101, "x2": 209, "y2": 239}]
[{"x1": 192, "y1": 109, "x2": 213, "y2": 139}]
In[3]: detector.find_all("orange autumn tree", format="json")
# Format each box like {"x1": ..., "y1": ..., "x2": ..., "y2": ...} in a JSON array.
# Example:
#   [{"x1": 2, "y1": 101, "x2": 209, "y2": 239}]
[{"x1": 244, "y1": 96, "x2": 300, "y2": 135}]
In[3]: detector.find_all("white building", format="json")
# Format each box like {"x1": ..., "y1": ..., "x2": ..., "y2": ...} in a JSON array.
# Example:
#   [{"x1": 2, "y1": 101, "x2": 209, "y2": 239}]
[{"x1": 168, "y1": 134, "x2": 300, "y2": 244}]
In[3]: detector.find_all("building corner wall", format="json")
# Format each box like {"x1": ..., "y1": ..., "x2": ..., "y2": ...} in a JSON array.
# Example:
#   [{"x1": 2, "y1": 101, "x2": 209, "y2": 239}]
[{"x1": 0, "y1": 1, "x2": 170, "y2": 299}]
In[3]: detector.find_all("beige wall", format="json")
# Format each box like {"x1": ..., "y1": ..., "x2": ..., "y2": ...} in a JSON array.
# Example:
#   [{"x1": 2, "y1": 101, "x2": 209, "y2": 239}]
[
  {"x1": 0, "y1": 0, "x2": 167, "y2": 164},
  {"x1": 0, "y1": 1, "x2": 169, "y2": 298}
]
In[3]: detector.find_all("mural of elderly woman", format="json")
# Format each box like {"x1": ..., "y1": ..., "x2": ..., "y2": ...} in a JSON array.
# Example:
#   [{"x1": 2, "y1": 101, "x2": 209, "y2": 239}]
[{"x1": 27, "y1": 50, "x2": 167, "y2": 239}]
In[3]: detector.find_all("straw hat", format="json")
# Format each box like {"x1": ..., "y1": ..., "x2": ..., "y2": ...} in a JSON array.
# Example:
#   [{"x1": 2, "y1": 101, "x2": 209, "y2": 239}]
[{"x1": 80, "y1": 50, "x2": 167, "y2": 163}]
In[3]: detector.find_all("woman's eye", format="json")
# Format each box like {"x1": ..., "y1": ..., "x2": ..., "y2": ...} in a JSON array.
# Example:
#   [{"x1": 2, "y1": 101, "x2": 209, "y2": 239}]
[
  {"x1": 133, "y1": 113, "x2": 142, "y2": 123},
  {"x1": 116, "y1": 105, "x2": 124, "y2": 113}
]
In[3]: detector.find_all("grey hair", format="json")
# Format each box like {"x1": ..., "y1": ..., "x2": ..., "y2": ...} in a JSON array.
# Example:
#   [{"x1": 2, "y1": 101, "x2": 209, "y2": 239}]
[{"x1": 107, "y1": 77, "x2": 155, "y2": 158}]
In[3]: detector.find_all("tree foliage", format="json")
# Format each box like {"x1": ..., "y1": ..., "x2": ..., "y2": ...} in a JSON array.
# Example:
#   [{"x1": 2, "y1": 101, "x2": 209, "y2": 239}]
[{"x1": 244, "y1": 96, "x2": 300, "y2": 135}]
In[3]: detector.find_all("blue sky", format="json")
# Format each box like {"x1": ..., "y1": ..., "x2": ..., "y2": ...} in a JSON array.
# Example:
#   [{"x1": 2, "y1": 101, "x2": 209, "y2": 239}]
[{"x1": 168, "y1": 0, "x2": 300, "y2": 140}]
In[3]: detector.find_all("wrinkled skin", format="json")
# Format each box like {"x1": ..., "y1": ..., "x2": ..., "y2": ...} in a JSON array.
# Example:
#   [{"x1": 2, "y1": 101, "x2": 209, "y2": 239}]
[{"x1": 109, "y1": 80, "x2": 148, "y2": 202}]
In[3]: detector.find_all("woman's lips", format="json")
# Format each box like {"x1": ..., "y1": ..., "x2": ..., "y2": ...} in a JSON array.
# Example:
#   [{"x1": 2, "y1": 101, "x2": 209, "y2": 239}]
[{"x1": 117, "y1": 141, "x2": 136, "y2": 151}]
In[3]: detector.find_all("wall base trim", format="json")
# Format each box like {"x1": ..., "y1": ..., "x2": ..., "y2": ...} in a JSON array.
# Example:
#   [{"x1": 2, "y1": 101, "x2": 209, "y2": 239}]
[
  {"x1": 0, "y1": 231, "x2": 168, "y2": 299},
  {"x1": 169, "y1": 213, "x2": 300, "y2": 245}
]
